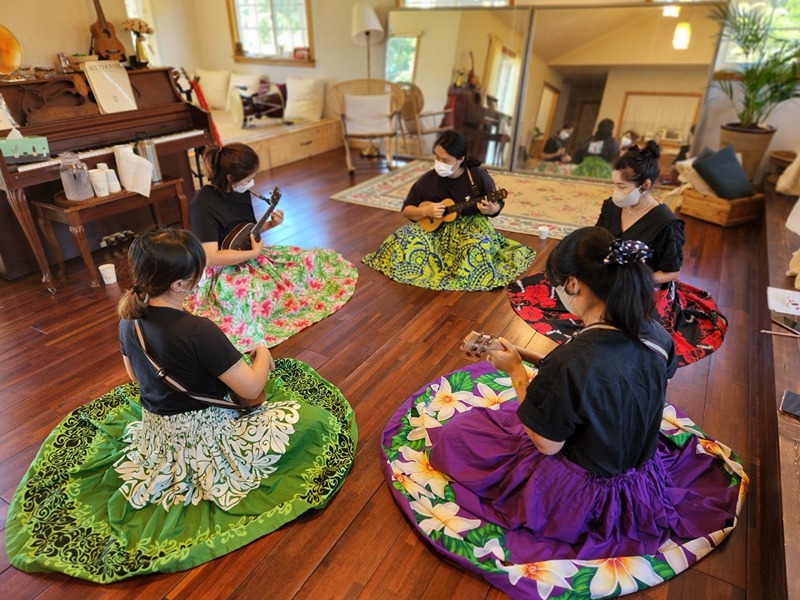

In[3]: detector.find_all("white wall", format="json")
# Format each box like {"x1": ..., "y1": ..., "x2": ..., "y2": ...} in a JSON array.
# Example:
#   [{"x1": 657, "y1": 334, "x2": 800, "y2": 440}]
[
  {"x1": 0, "y1": 0, "x2": 133, "y2": 67},
  {"x1": 2, "y1": 0, "x2": 797, "y2": 178}
]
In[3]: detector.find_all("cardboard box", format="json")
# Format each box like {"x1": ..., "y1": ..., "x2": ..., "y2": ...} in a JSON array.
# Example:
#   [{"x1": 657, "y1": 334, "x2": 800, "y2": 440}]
[
  {"x1": 680, "y1": 188, "x2": 764, "y2": 227},
  {"x1": 0, "y1": 136, "x2": 50, "y2": 164}
]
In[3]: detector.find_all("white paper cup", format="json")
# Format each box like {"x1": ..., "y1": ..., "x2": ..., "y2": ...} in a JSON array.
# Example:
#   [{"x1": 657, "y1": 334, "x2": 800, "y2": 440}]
[
  {"x1": 89, "y1": 168, "x2": 110, "y2": 197},
  {"x1": 538, "y1": 225, "x2": 550, "y2": 239},
  {"x1": 106, "y1": 169, "x2": 122, "y2": 194},
  {"x1": 98, "y1": 263, "x2": 117, "y2": 284}
]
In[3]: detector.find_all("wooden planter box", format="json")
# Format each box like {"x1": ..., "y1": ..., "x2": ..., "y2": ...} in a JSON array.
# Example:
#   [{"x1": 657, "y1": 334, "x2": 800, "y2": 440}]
[{"x1": 680, "y1": 188, "x2": 765, "y2": 227}]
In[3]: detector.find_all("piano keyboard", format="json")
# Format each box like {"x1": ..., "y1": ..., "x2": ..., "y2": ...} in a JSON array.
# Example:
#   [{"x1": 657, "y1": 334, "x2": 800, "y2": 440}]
[{"x1": 16, "y1": 129, "x2": 206, "y2": 172}]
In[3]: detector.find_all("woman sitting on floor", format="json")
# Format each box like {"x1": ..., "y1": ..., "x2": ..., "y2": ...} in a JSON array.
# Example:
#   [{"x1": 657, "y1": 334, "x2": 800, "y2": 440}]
[
  {"x1": 508, "y1": 141, "x2": 727, "y2": 366},
  {"x1": 5, "y1": 227, "x2": 357, "y2": 583},
  {"x1": 571, "y1": 118, "x2": 619, "y2": 179},
  {"x1": 362, "y1": 129, "x2": 536, "y2": 291},
  {"x1": 380, "y1": 227, "x2": 746, "y2": 599},
  {"x1": 186, "y1": 142, "x2": 358, "y2": 352}
]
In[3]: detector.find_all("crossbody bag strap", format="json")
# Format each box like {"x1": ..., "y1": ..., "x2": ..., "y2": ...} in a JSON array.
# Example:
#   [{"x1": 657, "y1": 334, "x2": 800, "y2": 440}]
[
  {"x1": 465, "y1": 167, "x2": 481, "y2": 198},
  {"x1": 133, "y1": 320, "x2": 239, "y2": 409}
]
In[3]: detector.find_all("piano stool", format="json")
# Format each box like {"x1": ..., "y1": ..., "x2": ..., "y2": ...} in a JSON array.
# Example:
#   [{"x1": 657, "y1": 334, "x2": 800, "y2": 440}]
[{"x1": 32, "y1": 177, "x2": 188, "y2": 289}]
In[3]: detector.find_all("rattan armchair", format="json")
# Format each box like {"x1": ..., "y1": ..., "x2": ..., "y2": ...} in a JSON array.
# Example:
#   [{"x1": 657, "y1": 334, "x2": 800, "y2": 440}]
[
  {"x1": 396, "y1": 82, "x2": 453, "y2": 157},
  {"x1": 327, "y1": 79, "x2": 406, "y2": 173}
]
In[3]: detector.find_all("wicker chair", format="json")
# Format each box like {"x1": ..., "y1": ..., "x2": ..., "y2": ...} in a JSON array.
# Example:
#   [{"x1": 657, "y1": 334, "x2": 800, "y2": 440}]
[
  {"x1": 397, "y1": 82, "x2": 453, "y2": 157},
  {"x1": 327, "y1": 79, "x2": 406, "y2": 173}
]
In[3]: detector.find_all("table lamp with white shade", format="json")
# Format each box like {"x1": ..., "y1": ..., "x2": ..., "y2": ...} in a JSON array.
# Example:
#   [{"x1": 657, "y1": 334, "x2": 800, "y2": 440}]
[{"x1": 351, "y1": 2, "x2": 386, "y2": 156}]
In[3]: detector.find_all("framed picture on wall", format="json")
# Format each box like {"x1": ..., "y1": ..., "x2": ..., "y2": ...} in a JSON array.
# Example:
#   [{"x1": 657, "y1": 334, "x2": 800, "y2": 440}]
[{"x1": 293, "y1": 47, "x2": 310, "y2": 60}]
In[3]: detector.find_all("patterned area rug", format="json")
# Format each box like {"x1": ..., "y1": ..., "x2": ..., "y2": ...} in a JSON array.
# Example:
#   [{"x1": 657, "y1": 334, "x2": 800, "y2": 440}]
[{"x1": 330, "y1": 160, "x2": 615, "y2": 239}]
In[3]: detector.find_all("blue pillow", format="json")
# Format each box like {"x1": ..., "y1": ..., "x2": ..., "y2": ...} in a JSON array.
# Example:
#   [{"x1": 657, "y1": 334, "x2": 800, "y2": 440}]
[{"x1": 692, "y1": 144, "x2": 754, "y2": 200}]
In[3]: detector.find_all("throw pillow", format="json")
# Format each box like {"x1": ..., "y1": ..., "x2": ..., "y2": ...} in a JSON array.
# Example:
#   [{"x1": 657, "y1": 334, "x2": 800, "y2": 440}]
[
  {"x1": 196, "y1": 68, "x2": 231, "y2": 110},
  {"x1": 675, "y1": 157, "x2": 715, "y2": 195},
  {"x1": 692, "y1": 144, "x2": 754, "y2": 199},
  {"x1": 283, "y1": 77, "x2": 324, "y2": 122},
  {"x1": 343, "y1": 94, "x2": 392, "y2": 135},
  {"x1": 227, "y1": 72, "x2": 263, "y2": 110}
]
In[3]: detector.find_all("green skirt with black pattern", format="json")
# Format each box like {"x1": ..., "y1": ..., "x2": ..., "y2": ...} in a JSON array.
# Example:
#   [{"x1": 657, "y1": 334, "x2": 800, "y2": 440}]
[
  {"x1": 5, "y1": 359, "x2": 357, "y2": 583},
  {"x1": 362, "y1": 215, "x2": 536, "y2": 291}
]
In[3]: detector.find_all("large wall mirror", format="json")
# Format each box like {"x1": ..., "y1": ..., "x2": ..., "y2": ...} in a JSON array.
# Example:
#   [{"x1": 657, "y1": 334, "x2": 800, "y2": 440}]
[
  {"x1": 387, "y1": 3, "x2": 723, "y2": 182},
  {"x1": 386, "y1": 7, "x2": 532, "y2": 167},
  {"x1": 521, "y1": 2, "x2": 721, "y2": 181}
]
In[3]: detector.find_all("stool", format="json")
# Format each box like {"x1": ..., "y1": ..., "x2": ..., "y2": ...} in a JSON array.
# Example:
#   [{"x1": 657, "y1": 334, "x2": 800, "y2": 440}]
[{"x1": 33, "y1": 177, "x2": 188, "y2": 288}]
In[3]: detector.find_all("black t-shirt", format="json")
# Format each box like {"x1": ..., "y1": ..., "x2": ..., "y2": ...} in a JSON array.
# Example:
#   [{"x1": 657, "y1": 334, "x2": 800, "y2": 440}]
[
  {"x1": 572, "y1": 137, "x2": 619, "y2": 165},
  {"x1": 517, "y1": 321, "x2": 676, "y2": 477},
  {"x1": 190, "y1": 185, "x2": 255, "y2": 246},
  {"x1": 402, "y1": 167, "x2": 503, "y2": 217},
  {"x1": 596, "y1": 199, "x2": 685, "y2": 274},
  {"x1": 542, "y1": 135, "x2": 565, "y2": 161},
  {"x1": 119, "y1": 307, "x2": 243, "y2": 415}
]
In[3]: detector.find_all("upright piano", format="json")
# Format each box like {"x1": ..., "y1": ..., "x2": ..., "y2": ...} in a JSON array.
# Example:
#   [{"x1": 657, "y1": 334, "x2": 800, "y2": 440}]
[{"x1": 0, "y1": 67, "x2": 212, "y2": 290}]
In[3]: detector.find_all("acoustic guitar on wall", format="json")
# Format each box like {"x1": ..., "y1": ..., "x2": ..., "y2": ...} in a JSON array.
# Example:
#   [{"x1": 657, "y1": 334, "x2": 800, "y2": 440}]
[
  {"x1": 417, "y1": 188, "x2": 508, "y2": 233},
  {"x1": 90, "y1": 0, "x2": 127, "y2": 61},
  {"x1": 221, "y1": 187, "x2": 282, "y2": 250}
]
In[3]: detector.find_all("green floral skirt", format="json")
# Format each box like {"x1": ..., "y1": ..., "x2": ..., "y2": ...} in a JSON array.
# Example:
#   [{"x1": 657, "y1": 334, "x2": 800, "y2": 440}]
[
  {"x1": 362, "y1": 215, "x2": 536, "y2": 291},
  {"x1": 5, "y1": 359, "x2": 357, "y2": 583},
  {"x1": 186, "y1": 245, "x2": 358, "y2": 352},
  {"x1": 571, "y1": 155, "x2": 613, "y2": 179}
]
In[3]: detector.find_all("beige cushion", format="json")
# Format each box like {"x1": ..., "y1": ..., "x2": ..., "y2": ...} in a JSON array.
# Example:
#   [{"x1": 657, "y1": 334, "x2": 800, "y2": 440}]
[
  {"x1": 196, "y1": 68, "x2": 231, "y2": 110},
  {"x1": 283, "y1": 77, "x2": 324, "y2": 122},
  {"x1": 675, "y1": 157, "x2": 714, "y2": 195},
  {"x1": 343, "y1": 94, "x2": 393, "y2": 135},
  {"x1": 227, "y1": 72, "x2": 263, "y2": 110}
]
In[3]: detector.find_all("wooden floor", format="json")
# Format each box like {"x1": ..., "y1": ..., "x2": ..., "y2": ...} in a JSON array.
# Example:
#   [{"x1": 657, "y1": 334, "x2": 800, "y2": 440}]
[{"x1": 0, "y1": 149, "x2": 775, "y2": 599}]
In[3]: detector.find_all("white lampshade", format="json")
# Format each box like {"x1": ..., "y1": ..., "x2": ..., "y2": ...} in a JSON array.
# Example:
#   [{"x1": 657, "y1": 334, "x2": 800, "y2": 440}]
[
  {"x1": 673, "y1": 22, "x2": 691, "y2": 50},
  {"x1": 352, "y1": 2, "x2": 384, "y2": 46}
]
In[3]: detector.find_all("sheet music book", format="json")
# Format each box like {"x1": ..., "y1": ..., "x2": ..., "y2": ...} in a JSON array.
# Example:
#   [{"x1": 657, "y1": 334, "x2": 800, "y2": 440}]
[
  {"x1": 83, "y1": 61, "x2": 137, "y2": 114},
  {"x1": 767, "y1": 286, "x2": 800, "y2": 317}
]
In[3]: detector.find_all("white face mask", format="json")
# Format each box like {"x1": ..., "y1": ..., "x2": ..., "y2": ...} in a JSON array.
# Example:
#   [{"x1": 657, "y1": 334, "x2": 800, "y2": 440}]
[
  {"x1": 434, "y1": 160, "x2": 456, "y2": 178},
  {"x1": 620, "y1": 136, "x2": 633, "y2": 149},
  {"x1": 555, "y1": 283, "x2": 574, "y2": 312},
  {"x1": 232, "y1": 178, "x2": 255, "y2": 193},
  {"x1": 612, "y1": 186, "x2": 641, "y2": 208},
  {"x1": 559, "y1": 131, "x2": 571, "y2": 140}
]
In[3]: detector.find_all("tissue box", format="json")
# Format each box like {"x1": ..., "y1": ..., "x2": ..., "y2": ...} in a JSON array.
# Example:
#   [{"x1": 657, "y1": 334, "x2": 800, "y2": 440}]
[{"x1": 0, "y1": 136, "x2": 50, "y2": 164}]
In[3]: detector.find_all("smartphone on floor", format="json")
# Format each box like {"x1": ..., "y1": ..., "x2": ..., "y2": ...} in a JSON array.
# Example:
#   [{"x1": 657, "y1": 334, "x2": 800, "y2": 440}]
[{"x1": 779, "y1": 390, "x2": 800, "y2": 420}]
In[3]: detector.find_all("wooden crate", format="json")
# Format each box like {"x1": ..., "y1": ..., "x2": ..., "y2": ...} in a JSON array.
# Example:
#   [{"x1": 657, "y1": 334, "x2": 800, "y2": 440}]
[{"x1": 680, "y1": 188, "x2": 765, "y2": 226}]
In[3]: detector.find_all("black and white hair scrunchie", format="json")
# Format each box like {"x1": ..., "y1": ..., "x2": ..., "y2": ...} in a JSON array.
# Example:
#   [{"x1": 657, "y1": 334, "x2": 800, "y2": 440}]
[{"x1": 604, "y1": 239, "x2": 652, "y2": 265}]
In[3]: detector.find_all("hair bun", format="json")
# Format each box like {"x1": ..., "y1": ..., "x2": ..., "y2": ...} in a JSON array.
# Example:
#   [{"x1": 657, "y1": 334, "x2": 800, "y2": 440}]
[{"x1": 643, "y1": 139, "x2": 661, "y2": 159}]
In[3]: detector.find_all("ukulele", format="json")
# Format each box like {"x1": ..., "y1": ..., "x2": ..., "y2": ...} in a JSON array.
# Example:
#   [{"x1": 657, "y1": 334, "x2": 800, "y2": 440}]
[
  {"x1": 460, "y1": 330, "x2": 553, "y2": 365},
  {"x1": 221, "y1": 187, "x2": 282, "y2": 250},
  {"x1": 89, "y1": 0, "x2": 127, "y2": 61},
  {"x1": 417, "y1": 188, "x2": 508, "y2": 233}
]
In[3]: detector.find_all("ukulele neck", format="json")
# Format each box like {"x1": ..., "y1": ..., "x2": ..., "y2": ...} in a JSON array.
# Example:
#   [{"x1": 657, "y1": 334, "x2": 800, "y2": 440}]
[{"x1": 93, "y1": 0, "x2": 108, "y2": 29}]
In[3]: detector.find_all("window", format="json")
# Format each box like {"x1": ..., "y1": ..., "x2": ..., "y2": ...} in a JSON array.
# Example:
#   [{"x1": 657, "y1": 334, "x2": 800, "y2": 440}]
[
  {"x1": 385, "y1": 35, "x2": 420, "y2": 83},
  {"x1": 399, "y1": 1, "x2": 511, "y2": 6},
  {"x1": 226, "y1": 0, "x2": 314, "y2": 65}
]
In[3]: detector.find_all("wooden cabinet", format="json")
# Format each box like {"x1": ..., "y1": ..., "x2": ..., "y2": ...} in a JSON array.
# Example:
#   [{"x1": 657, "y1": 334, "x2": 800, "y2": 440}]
[
  {"x1": 269, "y1": 119, "x2": 340, "y2": 167},
  {"x1": 238, "y1": 119, "x2": 341, "y2": 173}
]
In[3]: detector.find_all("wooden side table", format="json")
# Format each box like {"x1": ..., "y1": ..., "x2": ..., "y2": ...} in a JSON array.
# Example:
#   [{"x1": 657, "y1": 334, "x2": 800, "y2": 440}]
[{"x1": 32, "y1": 177, "x2": 188, "y2": 288}]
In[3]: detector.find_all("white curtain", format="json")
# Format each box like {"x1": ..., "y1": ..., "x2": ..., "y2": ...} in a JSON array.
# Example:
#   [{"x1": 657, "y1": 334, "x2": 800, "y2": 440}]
[{"x1": 621, "y1": 93, "x2": 700, "y2": 142}]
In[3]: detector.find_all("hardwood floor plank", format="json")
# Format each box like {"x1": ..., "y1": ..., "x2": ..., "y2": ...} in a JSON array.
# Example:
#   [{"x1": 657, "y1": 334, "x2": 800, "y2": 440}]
[{"x1": 0, "y1": 149, "x2": 766, "y2": 599}]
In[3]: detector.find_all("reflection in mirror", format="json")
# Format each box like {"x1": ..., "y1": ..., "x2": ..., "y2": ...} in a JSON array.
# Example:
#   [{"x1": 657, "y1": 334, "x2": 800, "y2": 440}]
[
  {"x1": 520, "y1": 3, "x2": 722, "y2": 183},
  {"x1": 387, "y1": 7, "x2": 532, "y2": 168}
]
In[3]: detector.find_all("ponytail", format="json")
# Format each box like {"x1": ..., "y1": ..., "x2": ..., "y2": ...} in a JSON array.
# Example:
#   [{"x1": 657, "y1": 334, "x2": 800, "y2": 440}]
[{"x1": 546, "y1": 227, "x2": 655, "y2": 339}]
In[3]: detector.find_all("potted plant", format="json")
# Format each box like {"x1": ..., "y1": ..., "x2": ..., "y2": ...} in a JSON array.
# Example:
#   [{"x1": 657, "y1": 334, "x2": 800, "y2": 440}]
[{"x1": 711, "y1": 3, "x2": 800, "y2": 179}]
